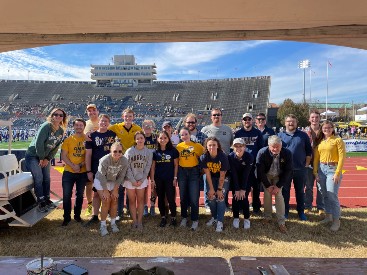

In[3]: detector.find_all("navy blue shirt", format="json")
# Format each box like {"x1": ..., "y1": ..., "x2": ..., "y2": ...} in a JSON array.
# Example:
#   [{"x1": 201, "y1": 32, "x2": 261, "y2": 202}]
[
  {"x1": 200, "y1": 151, "x2": 230, "y2": 178},
  {"x1": 153, "y1": 148, "x2": 179, "y2": 181},
  {"x1": 278, "y1": 129, "x2": 312, "y2": 170},
  {"x1": 145, "y1": 134, "x2": 157, "y2": 151},
  {"x1": 85, "y1": 130, "x2": 116, "y2": 174},
  {"x1": 228, "y1": 151, "x2": 254, "y2": 191},
  {"x1": 234, "y1": 127, "x2": 264, "y2": 159},
  {"x1": 256, "y1": 125, "x2": 276, "y2": 147}
]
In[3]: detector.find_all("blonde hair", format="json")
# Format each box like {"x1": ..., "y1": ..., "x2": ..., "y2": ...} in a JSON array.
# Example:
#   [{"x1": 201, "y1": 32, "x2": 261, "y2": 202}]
[
  {"x1": 122, "y1": 108, "x2": 135, "y2": 116},
  {"x1": 47, "y1": 108, "x2": 68, "y2": 130},
  {"x1": 142, "y1": 119, "x2": 155, "y2": 128},
  {"x1": 111, "y1": 137, "x2": 125, "y2": 154}
]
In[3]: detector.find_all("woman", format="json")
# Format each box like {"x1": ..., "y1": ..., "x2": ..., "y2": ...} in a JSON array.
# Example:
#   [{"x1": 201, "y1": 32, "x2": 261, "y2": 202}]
[
  {"x1": 25, "y1": 108, "x2": 67, "y2": 212},
  {"x1": 124, "y1": 131, "x2": 153, "y2": 229},
  {"x1": 94, "y1": 139, "x2": 128, "y2": 236},
  {"x1": 176, "y1": 127, "x2": 204, "y2": 231},
  {"x1": 142, "y1": 119, "x2": 158, "y2": 216},
  {"x1": 150, "y1": 131, "x2": 179, "y2": 227},
  {"x1": 228, "y1": 138, "x2": 253, "y2": 230},
  {"x1": 313, "y1": 120, "x2": 346, "y2": 231},
  {"x1": 200, "y1": 137, "x2": 230, "y2": 232}
]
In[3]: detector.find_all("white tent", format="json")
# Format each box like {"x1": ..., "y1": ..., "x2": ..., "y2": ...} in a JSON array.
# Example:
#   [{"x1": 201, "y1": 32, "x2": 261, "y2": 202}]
[
  {"x1": 357, "y1": 106, "x2": 367, "y2": 112},
  {"x1": 321, "y1": 110, "x2": 336, "y2": 116}
]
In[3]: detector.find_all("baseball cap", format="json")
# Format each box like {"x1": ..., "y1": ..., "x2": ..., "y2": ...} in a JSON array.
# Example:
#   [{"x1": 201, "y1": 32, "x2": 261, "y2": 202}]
[
  {"x1": 232, "y1": 138, "x2": 245, "y2": 146},
  {"x1": 86, "y1": 104, "x2": 97, "y2": 111},
  {"x1": 242, "y1": 113, "x2": 252, "y2": 119},
  {"x1": 162, "y1": 121, "x2": 172, "y2": 128}
]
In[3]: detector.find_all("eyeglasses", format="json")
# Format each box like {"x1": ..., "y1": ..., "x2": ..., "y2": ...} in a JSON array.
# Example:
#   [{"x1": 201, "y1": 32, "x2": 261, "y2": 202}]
[
  {"x1": 143, "y1": 125, "x2": 153, "y2": 128},
  {"x1": 113, "y1": 150, "x2": 123, "y2": 153},
  {"x1": 212, "y1": 114, "x2": 222, "y2": 117},
  {"x1": 243, "y1": 118, "x2": 252, "y2": 121},
  {"x1": 186, "y1": 121, "x2": 196, "y2": 124},
  {"x1": 52, "y1": 113, "x2": 64, "y2": 117},
  {"x1": 256, "y1": 118, "x2": 265, "y2": 121}
]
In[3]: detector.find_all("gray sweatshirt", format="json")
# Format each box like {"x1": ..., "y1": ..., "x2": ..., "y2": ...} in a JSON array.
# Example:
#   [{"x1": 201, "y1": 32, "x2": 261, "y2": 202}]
[
  {"x1": 124, "y1": 146, "x2": 153, "y2": 183},
  {"x1": 95, "y1": 153, "x2": 128, "y2": 190}
]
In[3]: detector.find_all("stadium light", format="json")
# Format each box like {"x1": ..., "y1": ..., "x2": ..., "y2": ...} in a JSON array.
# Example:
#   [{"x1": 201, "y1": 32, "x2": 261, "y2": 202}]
[{"x1": 298, "y1": 59, "x2": 310, "y2": 103}]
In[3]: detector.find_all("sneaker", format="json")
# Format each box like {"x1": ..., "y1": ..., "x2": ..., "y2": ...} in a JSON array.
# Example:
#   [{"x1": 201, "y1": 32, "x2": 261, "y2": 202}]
[
  {"x1": 61, "y1": 219, "x2": 70, "y2": 227},
  {"x1": 299, "y1": 213, "x2": 307, "y2": 221},
  {"x1": 45, "y1": 199, "x2": 56, "y2": 209},
  {"x1": 330, "y1": 219, "x2": 340, "y2": 232},
  {"x1": 83, "y1": 215, "x2": 99, "y2": 227},
  {"x1": 100, "y1": 225, "x2": 109, "y2": 237},
  {"x1": 37, "y1": 202, "x2": 48, "y2": 213},
  {"x1": 304, "y1": 208, "x2": 312, "y2": 214},
  {"x1": 137, "y1": 223, "x2": 144, "y2": 231},
  {"x1": 279, "y1": 224, "x2": 287, "y2": 233},
  {"x1": 191, "y1": 221, "x2": 199, "y2": 231},
  {"x1": 111, "y1": 223, "x2": 120, "y2": 233},
  {"x1": 232, "y1": 218, "x2": 240, "y2": 229},
  {"x1": 318, "y1": 209, "x2": 326, "y2": 216},
  {"x1": 320, "y1": 214, "x2": 333, "y2": 225},
  {"x1": 243, "y1": 219, "x2": 251, "y2": 229},
  {"x1": 180, "y1": 218, "x2": 187, "y2": 227},
  {"x1": 143, "y1": 205, "x2": 149, "y2": 217},
  {"x1": 159, "y1": 217, "x2": 167, "y2": 227},
  {"x1": 74, "y1": 216, "x2": 82, "y2": 223},
  {"x1": 205, "y1": 206, "x2": 211, "y2": 213},
  {"x1": 170, "y1": 218, "x2": 177, "y2": 227},
  {"x1": 215, "y1": 221, "x2": 223, "y2": 232},
  {"x1": 84, "y1": 203, "x2": 92, "y2": 217},
  {"x1": 206, "y1": 217, "x2": 217, "y2": 227},
  {"x1": 150, "y1": 206, "x2": 156, "y2": 216}
]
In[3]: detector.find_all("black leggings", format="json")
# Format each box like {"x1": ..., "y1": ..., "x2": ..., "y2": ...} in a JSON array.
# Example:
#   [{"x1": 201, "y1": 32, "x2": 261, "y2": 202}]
[
  {"x1": 155, "y1": 178, "x2": 176, "y2": 217},
  {"x1": 232, "y1": 191, "x2": 250, "y2": 219}
]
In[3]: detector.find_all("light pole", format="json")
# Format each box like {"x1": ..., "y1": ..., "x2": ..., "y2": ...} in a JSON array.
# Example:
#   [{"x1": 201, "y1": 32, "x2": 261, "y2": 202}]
[{"x1": 298, "y1": 59, "x2": 310, "y2": 104}]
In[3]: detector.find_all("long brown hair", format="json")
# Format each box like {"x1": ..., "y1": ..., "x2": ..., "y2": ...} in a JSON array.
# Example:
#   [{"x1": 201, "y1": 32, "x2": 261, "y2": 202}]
[
  {"x1": 47, "y1": 108, "x2": 68, "y2": 130},
  {"x1": 203, "y1": 136, "x2": 223, "y2": 156}
]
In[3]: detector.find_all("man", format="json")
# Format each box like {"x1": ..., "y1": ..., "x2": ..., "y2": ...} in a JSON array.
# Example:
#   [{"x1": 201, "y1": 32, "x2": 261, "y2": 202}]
[
  {"x1": 234, "y1": 113, "x2": 264, "y2": 214},
  {"x1": 201, "y1": 108, "x2": 234, "y2": 211},
  {"x1": 278, "y1": 114, "x2": 312, "y2": 220},
  {"x1": 304, "y1": 110, "x2": 325, "y2": 215},
  {"x1": 255, "y1": 112, "x2": 275, "y2": 146},
  {"x1": 256, "y1": 135, "x2": 293, "y2": 233},
  {"x1": 109, "y1": 108, "x2": 142, "y2": 218},
  {"x1": 84, "y1": 104, "x2": 100, "y2": 217},
  {"x1": 61, "y1": 119, "x2": 88, "y2": 226},
  {"x1": 84, "y1": 114, "x2": 116, "y2": 226},
  {"x1": 183, "y1": 113, "x2": 207, "y2": 145}
]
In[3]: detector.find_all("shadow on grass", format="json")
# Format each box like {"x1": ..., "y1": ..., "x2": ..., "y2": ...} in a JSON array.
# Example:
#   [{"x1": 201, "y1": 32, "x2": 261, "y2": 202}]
[{"x1": 0, "y1": 208, "x2": 366, "y2": 258}]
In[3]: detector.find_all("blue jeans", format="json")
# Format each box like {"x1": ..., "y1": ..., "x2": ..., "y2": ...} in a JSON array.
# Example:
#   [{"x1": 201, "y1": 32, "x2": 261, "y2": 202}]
[
  {"x1": 282, "y1": 168, "x2": 306, "y2": 215},
  {"x1": 304, "y1": 167, "x2": 325, "y2": 210},
  {"x1": 178, "y1": 166, "x2": 200, "y2": 221},
  {"x1": 318, "y1": 163, "x2": 342, "y2": 219},
  {"x1": 203, "y1": 174, "x2": 209, "y2": 207},
  {"x1": 25, "y1": 154, "x2": 51, "y2": 203},
  {"x1": 206, "y1": 177, "x2": 229, "y2": 222},
  {"x1": 62, "y1": 171, "x2": 88, "y2": 220}
]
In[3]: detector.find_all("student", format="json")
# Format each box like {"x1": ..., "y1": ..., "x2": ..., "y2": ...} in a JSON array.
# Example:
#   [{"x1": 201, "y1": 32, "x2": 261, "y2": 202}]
[
  {"x1": 124, "y1": 131, "x2": 153, "y2": 230},
  {"x1": 150, "y1": 131, "x2": 179, "y2": 227},
  {"x1": 176, "y1": 127, "x2": 204, "y2": 231},
  {"x1": 94, "y1": 139, "x2": 128, "y2": 236},
  {"x1": 201, "y1": 137, "x2": 230, "y2": 232}
]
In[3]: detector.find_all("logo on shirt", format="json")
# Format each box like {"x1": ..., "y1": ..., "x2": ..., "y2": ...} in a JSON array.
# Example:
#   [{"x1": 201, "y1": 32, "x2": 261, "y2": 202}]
[{"x1": 207, "y1": 161, "x2": 221, "y2": 173}]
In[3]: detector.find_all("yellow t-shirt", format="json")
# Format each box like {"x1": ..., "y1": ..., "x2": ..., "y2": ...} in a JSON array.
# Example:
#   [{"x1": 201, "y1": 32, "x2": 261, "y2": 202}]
[
  {"x1": 176, "y1": 141, "x2": 204, "y2": 167},
  {"x1": 61, "y1": 135, "x2": 87, "y2": 173},
  {"x1": 313, "y1": 135, "x2": 346, "y2": 175},
  {"x1": 84, "y1": 119, "x2": 99, "y2": 134},
  {"x1": 108, "y1": 122, "x2": 142, "y2": 151}
]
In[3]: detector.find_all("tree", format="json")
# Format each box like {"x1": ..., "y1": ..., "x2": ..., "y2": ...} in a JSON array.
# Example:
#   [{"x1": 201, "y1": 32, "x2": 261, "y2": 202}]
[{"x1": 277, "y1": 98, "x2": 310, "y2": 127}]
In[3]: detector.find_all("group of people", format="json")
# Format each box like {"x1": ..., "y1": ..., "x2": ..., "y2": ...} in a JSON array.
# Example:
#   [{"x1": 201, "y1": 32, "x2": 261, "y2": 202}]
[{"x1": 24, "y1": 105, "x2": 346, "y2": 237}]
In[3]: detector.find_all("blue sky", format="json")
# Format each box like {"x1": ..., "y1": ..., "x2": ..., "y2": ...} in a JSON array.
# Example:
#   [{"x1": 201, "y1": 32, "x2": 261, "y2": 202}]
[{"x1": 0, "y1": 41, "x2": 366, "y2": 105}]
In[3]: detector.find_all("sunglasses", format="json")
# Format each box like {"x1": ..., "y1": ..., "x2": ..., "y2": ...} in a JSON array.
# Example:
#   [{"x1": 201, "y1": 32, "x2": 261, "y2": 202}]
[
  {"x1": 256, "y1": 118, "x2": 265, "y2": 121},
  {"x1": 186, "y1": 121, "x2": 196, "y2": 124},
  {"x1": 52, "y1": 113, "x2": 64, "y2": 117},
  {"x1": 143, "y1": 125, "x2": 153, "y2": 128},
  {"x1": 113, "y1": 150, "x2": 123, "y2": 153},
  {"x1": 243, "y1": 118, "x2": 252, "y2": 121},
  {"x1": 212, "y1": 114, "x2": 222, "y2": 117}
]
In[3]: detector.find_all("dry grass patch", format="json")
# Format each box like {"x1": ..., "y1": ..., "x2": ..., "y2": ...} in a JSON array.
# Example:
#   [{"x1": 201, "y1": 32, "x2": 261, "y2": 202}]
[{"x1": 1, "y1": 208, "x2": 366, "y2": 259}]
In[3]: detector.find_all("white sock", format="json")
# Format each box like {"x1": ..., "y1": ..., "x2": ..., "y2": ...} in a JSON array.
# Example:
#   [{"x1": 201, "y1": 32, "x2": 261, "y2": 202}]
[
  {"x1": 110, "y1": 218, "x2": 116, "y2": 225},
  {"x1": 101, "y1": 220, "x2": 106, "y2": 226}
]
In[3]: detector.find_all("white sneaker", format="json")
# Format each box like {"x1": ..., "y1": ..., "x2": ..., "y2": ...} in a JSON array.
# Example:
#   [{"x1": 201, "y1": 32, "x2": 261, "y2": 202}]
[
  {"x1": 206, "y1": 217, "x2": 217, "y2": 227},
  {"x1": 244, "y1": 219, "x2": 251, "y2": 230},
  {"x1": 232, "y1": 218, "x2": 240, "y2": 229},
  {"x1": 215, "y1": 221, "x2": 223, "y2": 232},
  {"x1": 191, "y1": 221, "x2": 199, "y2": 231},
  {"x1": 205, "y1": 206, "x2": 211, "y2": 213},
  {"x1": 111, "y1": 223, "x2": 120, "y2": 233},
  {"x1": 100, "y1": 225, "x2": 109, "y2": 237},
  {"x1": 180, "y1": 218, "x2": 187, "y2": 227}
]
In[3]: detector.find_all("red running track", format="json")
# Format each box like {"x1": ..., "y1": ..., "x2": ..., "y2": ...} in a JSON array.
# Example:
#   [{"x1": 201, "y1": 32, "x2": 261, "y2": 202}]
[{"x1": 50, "y1": 157, "x2": 367, "y2": 209}]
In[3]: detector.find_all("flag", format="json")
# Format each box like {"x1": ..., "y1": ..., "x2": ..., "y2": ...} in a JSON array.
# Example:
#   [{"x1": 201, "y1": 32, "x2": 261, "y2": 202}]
[{"x1": 328, "y1": 61, "x2": 332, "y2": 68}]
